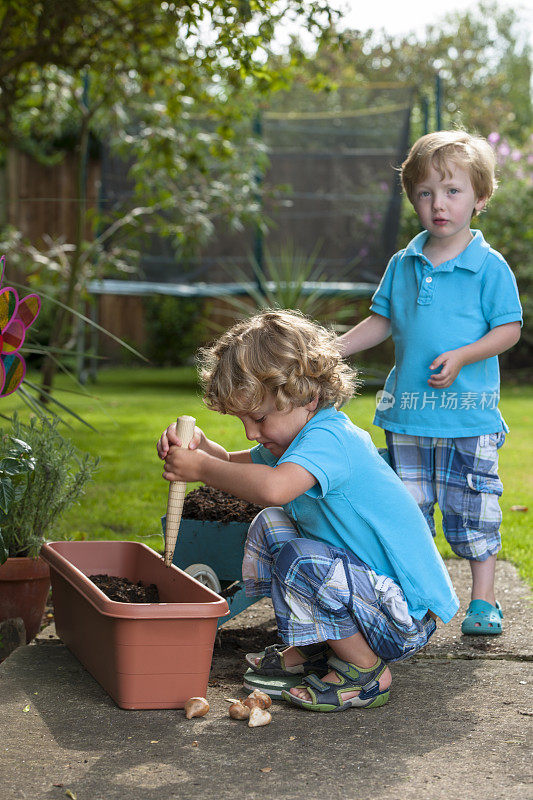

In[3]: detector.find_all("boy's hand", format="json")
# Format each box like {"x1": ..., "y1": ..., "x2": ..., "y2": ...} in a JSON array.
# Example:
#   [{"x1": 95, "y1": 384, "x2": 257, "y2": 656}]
[
  {"x1": 428, "y1": 350, "x2": 465, "y2": 388},
  {"x1": 163, "y1": 446, "x2": 207, "y2": 483},
  {"x1": 156, "y1": 423, "x2": 203, "y2": 460}
]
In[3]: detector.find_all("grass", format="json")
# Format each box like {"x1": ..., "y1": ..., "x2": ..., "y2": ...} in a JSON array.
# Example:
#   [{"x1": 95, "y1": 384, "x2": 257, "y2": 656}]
[{"x1": 2, "y1": 367, "x2": 531, "y2": 586}]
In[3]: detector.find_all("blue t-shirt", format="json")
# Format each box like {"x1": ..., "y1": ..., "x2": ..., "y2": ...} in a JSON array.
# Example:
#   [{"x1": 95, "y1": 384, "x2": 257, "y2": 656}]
[
  {"x1": 371, "y1": 229, "x2": 523, "y2": 437},
  {"x1": 250, "y1": 406, "x2": 459, "y2": 623}
]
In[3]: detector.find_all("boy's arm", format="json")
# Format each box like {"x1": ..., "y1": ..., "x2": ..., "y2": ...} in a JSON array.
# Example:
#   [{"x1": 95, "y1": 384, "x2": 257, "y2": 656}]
[
  {"x1": 337, "y1": 313, "x2": 391, "y2": 357},
  {"x1": 162, "y1": 447, "x2": 315, "y2": 507},
  {"x1": 428, "y1": 322, "x2": 521, "y2": 389}
]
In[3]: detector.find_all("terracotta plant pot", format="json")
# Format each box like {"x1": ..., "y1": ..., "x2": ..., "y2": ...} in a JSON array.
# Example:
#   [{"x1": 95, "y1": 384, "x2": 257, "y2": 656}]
[
  {"x1": 0, "y1": 556, "x2": 50, "y2": 643},
  {"x1": 40, "y1": 540, "x2": 229, "y2": 709}
]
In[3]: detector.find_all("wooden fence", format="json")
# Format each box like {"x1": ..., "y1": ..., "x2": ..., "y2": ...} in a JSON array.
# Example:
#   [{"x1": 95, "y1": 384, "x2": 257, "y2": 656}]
[
  {"x1": 4, "y1": 149, "x2": 100, "y2": 244},
  {"x1": 1, "y1": 150, "x2": 137, "y2": 358}
]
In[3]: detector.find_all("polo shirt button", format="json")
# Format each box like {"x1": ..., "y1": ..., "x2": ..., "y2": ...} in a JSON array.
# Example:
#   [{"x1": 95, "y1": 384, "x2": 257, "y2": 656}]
[{"x1": 425, "y1": 276, "x2": 433, "y2": 283}]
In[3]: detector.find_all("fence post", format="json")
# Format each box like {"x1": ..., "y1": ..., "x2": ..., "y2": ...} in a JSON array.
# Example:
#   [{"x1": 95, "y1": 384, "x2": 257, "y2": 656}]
[
  {"x1": 422, "y1": 95, "x2": 430, "y2": 135},
  {"x1": 252, "y1": 113, "x2": 264, "y2": 292},
  {"x1": 435, "y1": 72, "x2": 443, "y2": 131}
]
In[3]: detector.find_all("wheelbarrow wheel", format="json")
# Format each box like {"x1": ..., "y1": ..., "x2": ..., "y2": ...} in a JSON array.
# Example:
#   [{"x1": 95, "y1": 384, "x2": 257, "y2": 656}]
[{"x1": 184, "y1": 563, "x2": 222, "y2": 594}]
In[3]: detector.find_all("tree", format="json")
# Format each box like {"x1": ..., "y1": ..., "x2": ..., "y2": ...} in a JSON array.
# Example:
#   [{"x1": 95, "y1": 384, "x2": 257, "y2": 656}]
[
  {"x1": 0, "y1": 1, "x2": 338, "y2": 399},
  {"x1": 274, "y1": 1, "x2": 531, "y2": 142}
]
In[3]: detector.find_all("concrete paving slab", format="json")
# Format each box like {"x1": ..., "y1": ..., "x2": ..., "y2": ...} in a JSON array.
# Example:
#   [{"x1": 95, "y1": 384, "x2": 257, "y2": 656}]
[{"x1": 1, "y1": 560, "x2": 531, "y2": 800}]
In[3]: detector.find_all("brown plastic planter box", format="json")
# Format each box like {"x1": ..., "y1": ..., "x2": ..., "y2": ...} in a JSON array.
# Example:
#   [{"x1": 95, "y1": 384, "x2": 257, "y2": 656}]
[{"x1": 40, "y1": 540, "x2": 229, "y2": 709}]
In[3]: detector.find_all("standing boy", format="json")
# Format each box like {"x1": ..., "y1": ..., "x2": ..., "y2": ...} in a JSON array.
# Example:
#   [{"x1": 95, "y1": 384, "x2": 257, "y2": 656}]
[{"x1": 338, "y1": 130, "x2": 522, "y2": 635}]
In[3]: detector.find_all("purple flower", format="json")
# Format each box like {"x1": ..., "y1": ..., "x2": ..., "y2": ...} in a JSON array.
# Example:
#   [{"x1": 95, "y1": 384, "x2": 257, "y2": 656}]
[
  {"x1": 498, "y1": 142, "x2": 511, "y2": 157},
  {"x1": 511, "y1": 150, "x2": 522, "y2": 162},
  {"x1": 488, "y1": 132, "x2": 500, "y2": 144}
]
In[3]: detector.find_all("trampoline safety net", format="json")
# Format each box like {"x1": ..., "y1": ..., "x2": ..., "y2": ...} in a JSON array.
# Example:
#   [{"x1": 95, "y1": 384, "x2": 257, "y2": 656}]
[{"x1": 100, "y1": 84, "x2": 414, "y2": 286}]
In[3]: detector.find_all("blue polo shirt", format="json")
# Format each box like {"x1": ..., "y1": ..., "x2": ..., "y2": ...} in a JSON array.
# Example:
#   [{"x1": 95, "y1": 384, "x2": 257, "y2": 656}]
[
  {"x1": 250, "y1": 406, "x2": 459, "y2": 623},
  {"x1": 371, "y1": 230, "x2": 522, "y2": 437}
]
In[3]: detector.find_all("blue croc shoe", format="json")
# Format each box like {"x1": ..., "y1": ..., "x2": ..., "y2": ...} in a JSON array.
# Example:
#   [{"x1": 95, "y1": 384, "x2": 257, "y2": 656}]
[{"x1": 461, "y1": 600, "x2": 503, "y2": 636}]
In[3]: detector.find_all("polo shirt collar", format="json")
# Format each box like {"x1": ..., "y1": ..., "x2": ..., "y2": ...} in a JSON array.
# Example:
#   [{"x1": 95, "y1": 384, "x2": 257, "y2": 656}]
[{"x1": 403, "y1": 229, "x2": 490, "y2": 273}]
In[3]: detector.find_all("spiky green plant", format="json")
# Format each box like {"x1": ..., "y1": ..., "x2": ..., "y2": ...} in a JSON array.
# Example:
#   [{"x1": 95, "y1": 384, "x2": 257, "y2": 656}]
[
  {"x1": 0, "y1": 414, "x2": 98, "y2": 561},
  {"x1": 214, "y1": 240, "x2": 363, "y2": 331}
]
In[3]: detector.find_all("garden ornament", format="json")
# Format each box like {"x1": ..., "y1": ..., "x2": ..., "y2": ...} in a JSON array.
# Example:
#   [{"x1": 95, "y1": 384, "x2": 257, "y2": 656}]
[{"x1": 0, "y1": 255, "x2": 40, "y2": 396}]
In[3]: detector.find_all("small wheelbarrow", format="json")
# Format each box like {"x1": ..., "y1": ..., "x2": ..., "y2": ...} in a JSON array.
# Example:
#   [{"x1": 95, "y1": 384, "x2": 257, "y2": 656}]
[{"x1": 161, "y1": 515, "x2": 260, "y2": 626}]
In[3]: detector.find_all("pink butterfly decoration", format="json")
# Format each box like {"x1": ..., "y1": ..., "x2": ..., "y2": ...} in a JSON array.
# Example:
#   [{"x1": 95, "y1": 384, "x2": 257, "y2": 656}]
[{"x1": 0, "y1": 255, "x2": 41, "y2": 397}]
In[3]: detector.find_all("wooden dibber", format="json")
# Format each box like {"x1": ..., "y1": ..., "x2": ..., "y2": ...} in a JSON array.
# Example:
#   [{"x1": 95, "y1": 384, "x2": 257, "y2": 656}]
[{"x1": 164, "y1": 415, "x2": 196, "y2": 566}]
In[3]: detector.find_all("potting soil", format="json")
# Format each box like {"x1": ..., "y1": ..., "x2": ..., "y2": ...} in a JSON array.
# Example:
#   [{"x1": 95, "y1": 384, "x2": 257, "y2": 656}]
[
  {"x1": 183, "y1": 486, "x2": 262, "y2": 523},
  {"x1": 90, "y1": 574, "x2": 160, "y2": 603}
]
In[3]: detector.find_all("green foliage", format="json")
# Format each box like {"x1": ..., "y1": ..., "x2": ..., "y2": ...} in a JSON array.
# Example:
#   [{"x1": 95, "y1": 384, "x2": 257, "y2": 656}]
[
  {"x1": 0, "y1": 436, "x2": 35, "y2": 563},
  {"x1": 0, "y1": 1, "x2": 338, "y2": 251},
  {"x1": 0, "y1": 414, "x2": 98, "y2": 560},
  {"x1": 143, "y1": 296, "x2": 209, "y2": 366},
  {"x1": 0, "y1": 1, "x2": 339, "y2": 402},
  {"x1": 0, "y1": 227, "x2": 146, "y2": 422},
  {"x1": 475, "y1": 134, "x2": 533, "y2": 370}
]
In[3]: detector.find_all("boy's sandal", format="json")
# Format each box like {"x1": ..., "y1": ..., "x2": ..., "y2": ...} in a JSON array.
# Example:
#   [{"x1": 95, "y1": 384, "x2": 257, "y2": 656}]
[
  {"x1": 281, "y1": 654, "x2": 390, "y2": 712},
  {"x1": 245, "y1": 642, "x2": 330, "y2": 677},
  {"x1": 461, "y1": 600, "x2": 503, "y2": 636}
]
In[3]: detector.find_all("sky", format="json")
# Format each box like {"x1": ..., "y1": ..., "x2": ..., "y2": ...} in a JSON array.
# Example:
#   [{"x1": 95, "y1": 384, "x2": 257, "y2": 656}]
[
  {"x1": 329, "y1": 0, "x2": 532, "y2": 41},
  {"x1": 285, "y1": 0, "x2": 533, "y2": 47}
]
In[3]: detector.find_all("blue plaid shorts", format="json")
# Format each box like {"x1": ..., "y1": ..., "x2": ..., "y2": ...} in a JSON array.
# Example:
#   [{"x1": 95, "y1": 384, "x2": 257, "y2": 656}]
[
  {"x1": 242, "y1": 508, "x2": 436, "y2": 663},
  {"x1": 385, "y1": 431, "x2": 505, "y2": 561}
]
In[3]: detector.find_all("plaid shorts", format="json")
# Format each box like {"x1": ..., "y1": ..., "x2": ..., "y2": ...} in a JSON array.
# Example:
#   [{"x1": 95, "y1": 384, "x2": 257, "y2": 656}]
[
  {"x1": 385, "y1": 431, "x2": 505, "y2": 561},
  {"x1": 242, "y1": 508, "x2": 436, "y2": 663}
]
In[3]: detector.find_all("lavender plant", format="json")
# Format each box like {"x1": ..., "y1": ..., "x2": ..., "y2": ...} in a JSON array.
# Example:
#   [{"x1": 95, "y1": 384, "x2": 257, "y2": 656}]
[{"x1": 0, "y1": 415, "x2": 98, "y2": 561}]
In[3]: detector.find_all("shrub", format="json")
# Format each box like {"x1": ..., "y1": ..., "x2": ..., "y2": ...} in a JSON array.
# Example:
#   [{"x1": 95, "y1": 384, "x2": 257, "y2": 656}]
[
  {"x1": 0, "y1": 415, "x2": 98, "y2": 559},
  {"x1": 476, "y1": 132, "x2": 532, "y2": 371},
  {"x1": 143, "y1": 295, "x2": 209, "y2": 366}
]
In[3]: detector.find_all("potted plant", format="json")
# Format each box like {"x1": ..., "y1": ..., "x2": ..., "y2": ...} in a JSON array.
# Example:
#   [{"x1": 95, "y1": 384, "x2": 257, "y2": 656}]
[{"x1": 0, "y1": 414, "x2": 98, "y2": 644}]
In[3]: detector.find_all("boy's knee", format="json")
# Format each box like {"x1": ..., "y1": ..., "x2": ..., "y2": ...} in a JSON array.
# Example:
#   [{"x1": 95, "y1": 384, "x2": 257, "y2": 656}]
[
  {"x1": 250, "y1": 506, "x2": 288, "y2": 527},
  {"x1": 247, "y1": 507, "x2": 295, "y2": 541},
  {"x1": 440, "y1": 451, "x2": 503, "y2": 560},
  {"x1": 446, "y1": 533, "x2": 501, "y2": 561},
  {"x1": 442, "y1": 511, "x2": 501, "y2": 560},
  {"x1": 245, "y1": 507, "x2": 300, "y2": 560}
]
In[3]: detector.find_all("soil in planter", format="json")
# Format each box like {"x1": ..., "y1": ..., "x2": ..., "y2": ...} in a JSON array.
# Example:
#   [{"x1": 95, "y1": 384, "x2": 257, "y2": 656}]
[
  {"x1": 183, "y1": 486, "x2": 262, "y2": 523},
  {"x1": 90, "y1": 574, "x2": 160, "y2": 603},
  {"x1": 84, "y1": 490, "x2": 260, "y2": 605}
]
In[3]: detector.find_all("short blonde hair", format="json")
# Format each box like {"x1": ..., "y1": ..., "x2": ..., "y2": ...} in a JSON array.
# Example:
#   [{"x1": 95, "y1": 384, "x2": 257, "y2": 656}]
[
  {"x1": 199, "y1": 309, "x2": 358, "y2": 415},
  {"x1": 401, "y1": 130, "x2": 497, "y2": 213}
]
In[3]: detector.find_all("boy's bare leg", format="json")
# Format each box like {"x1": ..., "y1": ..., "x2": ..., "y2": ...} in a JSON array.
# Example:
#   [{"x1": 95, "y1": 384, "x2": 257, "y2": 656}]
[
  {"x1": 288, "y1": 632, "x2": 392, "y2": 702},
  {"x1": 470, "y1": 553, "x2": 497, "y2": 607}
]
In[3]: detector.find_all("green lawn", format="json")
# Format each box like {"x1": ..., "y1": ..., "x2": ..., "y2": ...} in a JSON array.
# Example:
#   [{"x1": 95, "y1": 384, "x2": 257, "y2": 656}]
[{"x1": 3, "y1": 368, "x2": 532, "y2": 585}]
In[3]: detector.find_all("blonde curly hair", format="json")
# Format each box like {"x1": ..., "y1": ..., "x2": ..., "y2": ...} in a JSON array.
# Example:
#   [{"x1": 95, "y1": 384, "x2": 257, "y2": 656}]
[{"x1": 199, "y1": 309, "x2": 358, "y2": 415}]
